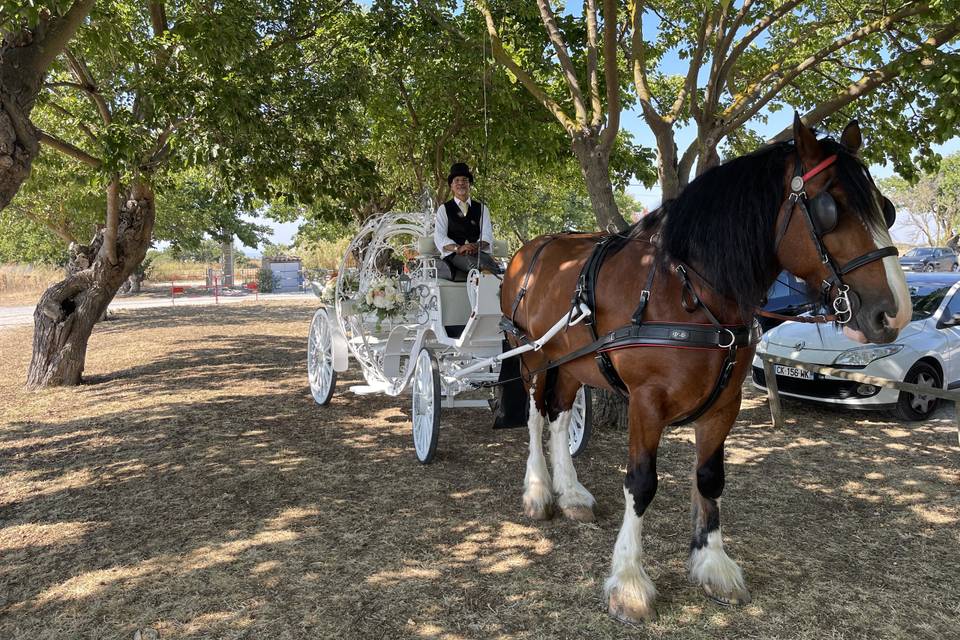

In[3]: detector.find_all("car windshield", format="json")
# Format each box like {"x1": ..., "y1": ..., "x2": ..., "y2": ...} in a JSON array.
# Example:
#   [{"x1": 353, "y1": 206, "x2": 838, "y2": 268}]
[
  {"x1": 905, "y1": 248, "x2": 935, "y2": 257},
  {"x1": 910, "y1": 286, "x2": 949, "y2": 320}
]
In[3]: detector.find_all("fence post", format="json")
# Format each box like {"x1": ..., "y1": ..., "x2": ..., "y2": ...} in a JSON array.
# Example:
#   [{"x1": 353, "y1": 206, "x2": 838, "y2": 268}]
[
  {"x1": 955, "y1": 400, "x2": 960, "y2": 447},
  {"x1": 762, "y1": 356, "x2": 784, "y2": 429}
]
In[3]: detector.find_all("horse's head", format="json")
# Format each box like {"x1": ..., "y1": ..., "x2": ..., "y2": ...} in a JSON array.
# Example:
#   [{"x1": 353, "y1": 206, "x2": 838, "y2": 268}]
[{"x1": 777, "y1": 116, "x2": 911, "y2": 344}]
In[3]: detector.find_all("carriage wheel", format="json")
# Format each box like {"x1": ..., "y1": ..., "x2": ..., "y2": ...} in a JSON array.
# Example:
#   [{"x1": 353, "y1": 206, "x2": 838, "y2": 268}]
[
  {"x1": 307, "y1": 308, "x2": 337, "y2": 405},
  {"x1": 568, "y1": 386, "x2": 593, "y2": 458},
  {"x1": 411, "y1": 348, "x2": 441, "y2": 464}
]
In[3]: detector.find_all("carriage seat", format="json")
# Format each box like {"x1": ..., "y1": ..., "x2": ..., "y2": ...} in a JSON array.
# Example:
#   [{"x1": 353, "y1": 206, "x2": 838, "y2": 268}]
[{"x1": 417, "y1": 236, "x2": 508, "y2": 282}]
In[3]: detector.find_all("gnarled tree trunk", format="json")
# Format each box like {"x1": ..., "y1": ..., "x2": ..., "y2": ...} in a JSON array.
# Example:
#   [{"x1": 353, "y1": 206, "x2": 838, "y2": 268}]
[
  {"x1": 0, "y1": 2, "x2": 95, "y2": 211},
  {"x1": 571, "y1": 133, "x2": 628, "y2": 233},
  {"x1": 27, "y1": 183, "x2": 155, "y2": 387},
  {"x1": 0, "y1": 34, "x2": 44, "y2": 211}
]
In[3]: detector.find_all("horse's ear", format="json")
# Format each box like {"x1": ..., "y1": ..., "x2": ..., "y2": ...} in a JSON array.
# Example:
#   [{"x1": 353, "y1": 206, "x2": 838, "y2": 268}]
[
  {"x1": 840, "y1": 120, "x2": 862, "y2": 154},
  {"x1": 793, "y1": 112, "x2": 819, "y2": 162}
]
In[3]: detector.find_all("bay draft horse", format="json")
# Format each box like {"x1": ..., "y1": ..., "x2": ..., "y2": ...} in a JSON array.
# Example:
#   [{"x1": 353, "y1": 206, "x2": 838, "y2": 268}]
[{"x1": 497, "y1": 116, "x2": 911, "y2": 623}]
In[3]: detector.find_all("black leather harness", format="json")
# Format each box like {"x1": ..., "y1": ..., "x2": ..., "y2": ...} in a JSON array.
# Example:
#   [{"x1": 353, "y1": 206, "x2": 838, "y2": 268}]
[{"x1": 502, "y1": 231, "x2": 760, "y2": 426}]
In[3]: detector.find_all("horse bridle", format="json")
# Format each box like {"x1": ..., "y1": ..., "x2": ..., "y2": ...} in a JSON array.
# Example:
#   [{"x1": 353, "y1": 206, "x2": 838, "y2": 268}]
[{"x1": 774, "y1": 154, "x2": 898, "y2": 324}]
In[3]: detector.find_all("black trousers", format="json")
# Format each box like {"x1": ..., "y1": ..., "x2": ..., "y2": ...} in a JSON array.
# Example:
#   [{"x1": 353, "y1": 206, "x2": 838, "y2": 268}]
[{"x1": 444, "y1": 251, "x2": 502, "y2": 274}]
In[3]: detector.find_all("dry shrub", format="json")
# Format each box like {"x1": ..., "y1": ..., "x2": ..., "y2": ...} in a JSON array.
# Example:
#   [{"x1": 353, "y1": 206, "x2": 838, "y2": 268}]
[
  {"x1": 0, "y1": 263, "x2": 62, "y2": 304},
  {"x1": 146, "y1": 259, "x2": 218, "y2": 283},
  {"x1": 295, "y1": 237, "x2": 351, "y2": 271}
]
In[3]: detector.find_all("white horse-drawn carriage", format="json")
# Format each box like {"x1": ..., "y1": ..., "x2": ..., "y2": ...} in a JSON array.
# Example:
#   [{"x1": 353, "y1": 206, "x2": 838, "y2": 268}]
[{"x1": 306, "y1": 200, "x2": 592, "y2": 463}]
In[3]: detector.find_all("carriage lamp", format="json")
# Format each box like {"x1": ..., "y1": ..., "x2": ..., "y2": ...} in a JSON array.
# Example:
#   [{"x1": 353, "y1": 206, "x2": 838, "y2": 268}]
[{"x1": 833, "y1": 344, "x2": 903, "y2": 367}]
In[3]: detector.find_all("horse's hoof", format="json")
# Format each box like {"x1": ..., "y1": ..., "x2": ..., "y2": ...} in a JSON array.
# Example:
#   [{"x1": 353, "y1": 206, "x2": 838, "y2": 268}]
[
  {"x1": 702, "y1": 582, "x2": 752, "y2": 606},
  {"x1": 608, "y1": 589, "x2": 658, "y2": 624},
  {"x1": 561, "y1": 504, "x2": 595, "y2": 523},
  {"x1": 522, "y1": 497, "x2": 554, "y2": 520}
]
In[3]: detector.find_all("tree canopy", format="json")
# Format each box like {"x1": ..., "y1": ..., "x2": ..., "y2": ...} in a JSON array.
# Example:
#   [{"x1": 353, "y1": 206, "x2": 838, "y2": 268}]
[{"x1": 880, "y1": 152, "x2": 960, "y2": 246}]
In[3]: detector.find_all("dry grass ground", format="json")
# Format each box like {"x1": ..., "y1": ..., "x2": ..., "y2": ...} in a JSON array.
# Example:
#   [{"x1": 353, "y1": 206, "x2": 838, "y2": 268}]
[
  {"x1": 0, "y1": 264, "x2": 63, "y2": 306},
  {"x1": 1, "y1": 301, "x2": 957, "y2": 639}
]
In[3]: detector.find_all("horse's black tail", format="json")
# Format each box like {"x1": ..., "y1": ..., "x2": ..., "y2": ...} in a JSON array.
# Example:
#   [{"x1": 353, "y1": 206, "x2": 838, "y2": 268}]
[{"x1": 492, "y1": 339, "x2": 529, "y2": 429}]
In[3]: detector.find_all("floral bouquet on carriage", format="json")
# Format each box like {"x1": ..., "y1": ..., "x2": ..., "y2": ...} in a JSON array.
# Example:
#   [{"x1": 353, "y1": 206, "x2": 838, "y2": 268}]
[{"x1": 355, "y1": 276, "x2": 410, "y2": 331}]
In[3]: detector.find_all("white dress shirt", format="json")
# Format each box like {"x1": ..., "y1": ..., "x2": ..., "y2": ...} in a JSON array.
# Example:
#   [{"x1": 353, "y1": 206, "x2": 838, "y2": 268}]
[{"x1": 434, "y1": 198, "x2": 493, "y2": 258}]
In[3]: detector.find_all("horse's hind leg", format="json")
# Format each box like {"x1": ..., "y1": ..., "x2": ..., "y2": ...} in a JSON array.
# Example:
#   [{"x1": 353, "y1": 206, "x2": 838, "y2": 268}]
[
  {"x1": 688, "y1": 397, "x2": 751, "y2": 606},
  {"x1": 605, "y1": 394, "x2": 663, "y2": 624},
  {"x1": 522, "y1": 383, "x2": 554, "y2": 520},
  {"x1": 547, "y1": 376, "x2": 595, "y2": 522}
]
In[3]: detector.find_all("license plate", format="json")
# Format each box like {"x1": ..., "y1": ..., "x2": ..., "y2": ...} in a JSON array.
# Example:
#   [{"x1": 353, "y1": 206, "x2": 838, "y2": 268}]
[{"x1": 774, "y1": 364, "x2": 815, "y2": 380}]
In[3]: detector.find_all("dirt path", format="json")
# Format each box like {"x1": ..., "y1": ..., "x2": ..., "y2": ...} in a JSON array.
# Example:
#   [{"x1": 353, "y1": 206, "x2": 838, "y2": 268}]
[{"x1": 1, "y1": 301, "x2": 957, "y2": 639}]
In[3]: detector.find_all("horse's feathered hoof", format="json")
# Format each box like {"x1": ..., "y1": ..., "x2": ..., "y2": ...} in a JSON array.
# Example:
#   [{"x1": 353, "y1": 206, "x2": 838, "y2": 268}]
[
  {"x1": 561, "y1": 504, "x2": 595, "y2": 523},
  {"x1": 702, "y1": 583, "x2": 752, "y2": 607},
  {"x1": 608, "y1": 589, "x2": 658, "y2": 624},
  {"x1": 522, "y1": 497, "x2": 554, "y2": 520}
]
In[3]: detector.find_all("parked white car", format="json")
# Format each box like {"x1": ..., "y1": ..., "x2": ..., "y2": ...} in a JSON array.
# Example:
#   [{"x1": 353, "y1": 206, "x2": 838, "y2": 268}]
[{"x1": 752, "y1": 272, "x2": 960, "y2": 420}]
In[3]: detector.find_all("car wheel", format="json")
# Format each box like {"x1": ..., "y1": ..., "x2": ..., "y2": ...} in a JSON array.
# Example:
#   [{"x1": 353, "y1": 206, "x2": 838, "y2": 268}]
[
  {"x1": 922, "y1": 263, "x2": 935, "y2": 272},
  {"x1": 893, "y1": 361, "x2": 941, "y2": 421}
]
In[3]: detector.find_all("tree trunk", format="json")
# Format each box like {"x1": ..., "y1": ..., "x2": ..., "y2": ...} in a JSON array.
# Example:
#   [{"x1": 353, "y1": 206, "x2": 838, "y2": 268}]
[
  {"x1": 571, "y1": 133, "x2": 628, "y2": 232},
  {"x1": 0, "y1": 3, "x2": 96, "y2": 211},
  {"x1": 27, "y1": 183, "x2": 156, "y2": 387},
  {"x1": 221, "y1": 238, "x2": 234, "y2": 286},
  {"x1": 592, "y1": 387, "x2": 629, "y2": 429},
  {"x1": 0, "y1": 32, "x2": 44, "y2": 211},
  {"x1": 651, "y1": 124, "x2": 682, "y2": 201}
]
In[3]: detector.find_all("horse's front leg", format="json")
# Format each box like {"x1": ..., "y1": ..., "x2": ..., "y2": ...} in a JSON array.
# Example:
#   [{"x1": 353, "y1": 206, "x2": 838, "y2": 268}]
[
  {"x1": 689, "y1": 396, "x2": 751, "y2": 606},
  {"x1": 548, "y1": 407, "x2": 595, "y2": 522},
  {"x1": 605, "y1": 394, "x2": 663, "y2": 623},
  {"x1": 522, "y1": 389, "x2": 554, "y2": 520}
]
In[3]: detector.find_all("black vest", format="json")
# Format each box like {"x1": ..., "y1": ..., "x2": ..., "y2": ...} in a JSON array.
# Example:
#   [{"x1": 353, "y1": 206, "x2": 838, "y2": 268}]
[{"x1": 443, "y1": 199, "x2": 483, "y2": 245}]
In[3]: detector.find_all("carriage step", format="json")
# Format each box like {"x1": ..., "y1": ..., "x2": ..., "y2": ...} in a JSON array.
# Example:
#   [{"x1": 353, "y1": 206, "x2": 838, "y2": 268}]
[{"x1": 349, "y1": 383, "x2": 390, "y2": 395}]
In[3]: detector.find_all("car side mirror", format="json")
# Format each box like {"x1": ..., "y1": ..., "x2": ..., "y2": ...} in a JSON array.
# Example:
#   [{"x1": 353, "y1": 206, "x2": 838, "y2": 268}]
[{"x1": 940, "y1": 312, "x2": 960, "y2": 328}]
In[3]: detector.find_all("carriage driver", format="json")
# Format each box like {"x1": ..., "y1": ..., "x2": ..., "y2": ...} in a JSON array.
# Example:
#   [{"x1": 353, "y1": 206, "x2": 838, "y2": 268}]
[{"x1": 434, "y1": 162, "x2": 503, "y2": 275}]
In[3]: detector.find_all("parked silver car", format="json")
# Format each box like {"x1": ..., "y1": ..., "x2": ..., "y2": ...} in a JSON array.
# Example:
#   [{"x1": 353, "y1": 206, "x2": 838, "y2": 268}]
[{"x1": 899, "y1": 247, "x2": 958, "y2": 272}]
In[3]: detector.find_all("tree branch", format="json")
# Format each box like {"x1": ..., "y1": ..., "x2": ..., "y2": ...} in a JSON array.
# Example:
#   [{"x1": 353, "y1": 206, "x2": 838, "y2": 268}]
[
  {"x1": 768, "y1": 16, "x2": 960, "y2": 142},
  {"x1": 669, "y1": 8, "x2": 711, "y2": 123},
  {"x1": 537, "y1": 0, "x2": 588, "y2": 125},
  {"x1": 394, "y1": 74, "x2": 421, "y2": 130},
  {"x1": 37, "y1": 130, "x2": 103, "y2": 167},
  {"x1": 585, "y1": 0, "x2": 603, "y2": 126},
  {"x1": 104, "y1": 176, "x2": 119, "y2": 265},
  {"x1": 717, "y1": 0, "x2": 806, "y2": 90},
  {"x1": 599, "y1": 0, "x2": 620, "y2": 152},
  {"x1": 28, "y1": 0, "x2": 97, "y2": 73},
  {"x1": 64, "y1": 49, "x2": 112, "y2": 125},
  {"x1": 12, "y1": 206, "x2": 79, "y2": 244},
  {"x1": 723, "y1": 1, "x2": 932, "y2": 135},
  {"x1": 45, "y1": 99, "x2": 100, "y2": 146},
  {"x1": 702, "y1": 1, "x2": 732, "y2": 119},
  {"x1": 473, "y1": 0, "x2": 577, "y2": 133},
  {"x1": 628, "y1": 0, "x2": 663, "y2": 125}
]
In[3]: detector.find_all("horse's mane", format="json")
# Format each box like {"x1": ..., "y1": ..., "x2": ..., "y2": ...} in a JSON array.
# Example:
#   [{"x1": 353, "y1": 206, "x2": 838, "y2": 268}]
[{"x1": 633, "y1": 138, "x2": 884, "y2": 312}]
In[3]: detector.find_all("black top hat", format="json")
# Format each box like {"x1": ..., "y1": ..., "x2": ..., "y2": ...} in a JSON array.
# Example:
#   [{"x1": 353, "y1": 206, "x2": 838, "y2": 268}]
[{"x1": 447, "y1": 162, "x2": 474, "y2": 185}]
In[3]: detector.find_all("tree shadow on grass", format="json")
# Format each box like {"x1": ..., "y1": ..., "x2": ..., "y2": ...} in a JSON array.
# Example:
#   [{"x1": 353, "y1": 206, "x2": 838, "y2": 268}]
[{"x1": 2, "y1": 310, "x2": 958, "y2": 639}]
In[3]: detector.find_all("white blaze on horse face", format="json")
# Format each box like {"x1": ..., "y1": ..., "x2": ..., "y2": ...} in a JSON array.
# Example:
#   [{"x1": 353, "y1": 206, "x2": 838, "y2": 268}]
[
  {"x1": 872, "y1": 213, "x2": 912, "y2": 331},
  {"x1": 604, "y1": 485, "x2": 657, "y2": 610},
  {"x1": 522, "y1": 392, "x2": 553, "y2": 517}
]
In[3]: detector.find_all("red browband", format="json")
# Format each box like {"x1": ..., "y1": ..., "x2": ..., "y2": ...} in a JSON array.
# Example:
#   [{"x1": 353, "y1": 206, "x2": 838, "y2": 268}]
[{"x1": 802, "y1": 155, "x2": 837, "y2": 182}]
